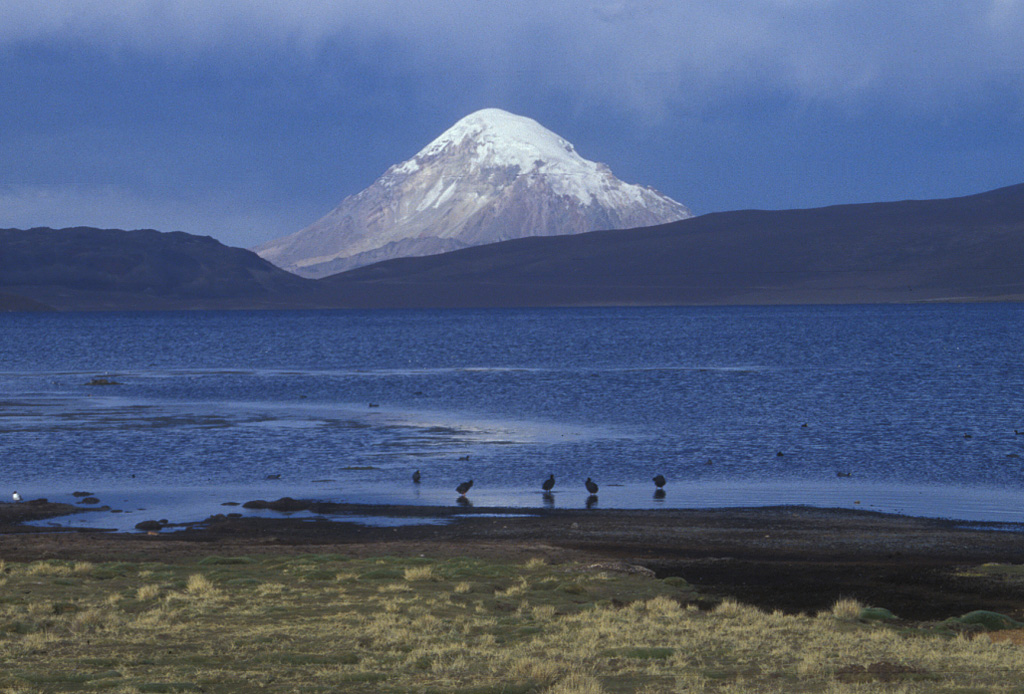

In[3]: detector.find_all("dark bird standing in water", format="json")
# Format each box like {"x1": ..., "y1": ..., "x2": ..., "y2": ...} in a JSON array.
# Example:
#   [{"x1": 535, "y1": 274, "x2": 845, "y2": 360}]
[
  {"x1": 456, "y1": 480, "x2": 473, "y2": 496},
  {"x1": 585, "y1": 477, "x2": 598, "y2": 495},
  {"x1": 653, "y1": 474, "x2": 666, "y2": 488},
  {"x1": 412, "y1": 470, "x2": 421, "y2": 483},
  {"x1": 542, "y1": 474, "x2": 555, "y2": 492}
]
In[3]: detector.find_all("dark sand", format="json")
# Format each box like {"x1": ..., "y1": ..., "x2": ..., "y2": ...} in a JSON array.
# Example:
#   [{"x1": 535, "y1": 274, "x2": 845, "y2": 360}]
[{"x1": 3, "y1": 500, "x2": 1024, "y2": 620}]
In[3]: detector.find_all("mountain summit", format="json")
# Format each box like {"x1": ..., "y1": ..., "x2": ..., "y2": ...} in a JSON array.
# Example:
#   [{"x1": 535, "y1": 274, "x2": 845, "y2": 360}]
[{"x1": 255, "y1": 108, "x2": 692, "y2": 277}]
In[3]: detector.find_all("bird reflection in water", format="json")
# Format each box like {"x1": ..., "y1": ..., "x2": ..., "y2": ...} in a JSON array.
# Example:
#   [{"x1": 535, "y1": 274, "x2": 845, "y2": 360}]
[{"x1": 585, "y1": 494, "x2": 598, "y2": 509}]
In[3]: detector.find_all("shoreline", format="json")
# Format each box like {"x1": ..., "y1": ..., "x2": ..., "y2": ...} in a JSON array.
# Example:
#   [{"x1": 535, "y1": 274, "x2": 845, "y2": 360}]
[{"x1": 3, "y1": 500, "x2": 1024, "y2": 620}]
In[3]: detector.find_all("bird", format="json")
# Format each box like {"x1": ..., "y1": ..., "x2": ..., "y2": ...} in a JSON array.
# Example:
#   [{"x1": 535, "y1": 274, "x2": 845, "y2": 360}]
[
  {"x1": 412, "y1": 470, "x2": 421, "y2": 484},
  {"x1": 456, "y1": 480, "x2": 473, "y2": 496},
  {"x1": 653, "y1": 474, "x2": 666, "y2": 488},
  {"x1": 542, "y1": 474, "x2": 555, "y2": 492},
  {"x1": 12, "y1": 491, "x2": 22, "y2": 502},
  {"x1": 836, "y1": 471, "x2": 852, "y2": 478},
  {"x1": 585, "y1": 478, "x2": 599, "y2": 495}
]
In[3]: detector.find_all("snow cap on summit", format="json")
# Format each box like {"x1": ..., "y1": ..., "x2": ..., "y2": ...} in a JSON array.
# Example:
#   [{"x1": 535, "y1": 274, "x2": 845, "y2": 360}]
[
  {"x1": 419, "y1": 108, "x2": 579, "y2": 166},
  {"x1": 392, "y1": 108, "x2": 582, "y2": 178}
]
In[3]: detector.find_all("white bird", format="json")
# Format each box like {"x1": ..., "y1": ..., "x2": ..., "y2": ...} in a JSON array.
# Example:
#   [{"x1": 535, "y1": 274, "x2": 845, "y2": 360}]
[{"x1": 12, "y1": 491, "x2": 22, "y2": 502}]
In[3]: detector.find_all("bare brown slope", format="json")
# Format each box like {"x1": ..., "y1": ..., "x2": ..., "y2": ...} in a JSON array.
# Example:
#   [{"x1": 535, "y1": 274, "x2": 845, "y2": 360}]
[{"x1": 320, "y1": 183, "x2": 1024, "y2": 307}]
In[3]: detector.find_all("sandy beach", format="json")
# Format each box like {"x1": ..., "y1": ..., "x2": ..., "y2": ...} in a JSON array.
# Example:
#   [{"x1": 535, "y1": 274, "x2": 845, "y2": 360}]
[{"x1": 3, "y1": 500, "x2": 1024, "y2": 622}]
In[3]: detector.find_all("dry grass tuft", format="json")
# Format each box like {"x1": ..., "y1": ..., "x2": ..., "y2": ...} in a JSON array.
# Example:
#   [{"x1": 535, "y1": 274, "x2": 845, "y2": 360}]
[
  {"x1": 533, "y1": 604, "x2": 558, "y2": 620},
  {"x1": 499, "y1": 577, "x2": 530, "y2": 596},
  {"x1": 644, "y1": 595, "x2": 683, "y2": 617},
  {"x1": 712, "y1": 599, "x2": 749, "y2": 618},
  {"x1": 545, "y1": 672, "x2": 604, "y2": 694},
  {"x1": 72, "y1": 561, "x2": 94, "y2": 575},
  {"x1": 136, "y1": 584, "x2": 161, "y2": 601},
  {"x1": 526, "y1": 557, "x2": 548, "y2": 569},
  {"x1": 27, "y1": 561, "x2": 72, "y2": 576},
  {"x1": 403, "y1": 565, "x2": 436, "y2": 581},
  {"x1": 510, "y1": 656, "x2": 563, "y2": 681},
  {"x1": 828, "y1": 598, "x2": 864, "y2": 620},
  {"x1": 71, "y1": 608, "x2": 113, "y2": 633},
  {"x1": 185, "y1": 573, "x2": 217, "y2": 596}
]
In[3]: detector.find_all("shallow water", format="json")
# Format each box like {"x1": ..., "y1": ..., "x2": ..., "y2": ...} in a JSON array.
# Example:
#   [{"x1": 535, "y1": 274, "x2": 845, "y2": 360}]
[{"x1": 3, "y1": 305, "x2": 1024, "y2": 529}]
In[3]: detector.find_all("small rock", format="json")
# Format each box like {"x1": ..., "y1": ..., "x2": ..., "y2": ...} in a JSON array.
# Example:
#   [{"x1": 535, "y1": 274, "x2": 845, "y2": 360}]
[
  {"x1": 586, "y1": 562, "x2": 656, "y2": 577},
  {"x1": 242, "y1": 497, "x2": 310, "y2": 512}
]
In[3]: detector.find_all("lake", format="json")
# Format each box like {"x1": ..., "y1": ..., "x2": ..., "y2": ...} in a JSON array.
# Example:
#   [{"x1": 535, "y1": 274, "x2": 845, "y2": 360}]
[{"x1": 2, "y1": 304, "x2": 1023, "y2": 530}]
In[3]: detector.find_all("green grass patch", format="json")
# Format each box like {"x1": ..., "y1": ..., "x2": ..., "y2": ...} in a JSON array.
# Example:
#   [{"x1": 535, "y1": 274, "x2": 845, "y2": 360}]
[{"x1": 943, "y1": 610, "x2": 1023, "y2": 631}]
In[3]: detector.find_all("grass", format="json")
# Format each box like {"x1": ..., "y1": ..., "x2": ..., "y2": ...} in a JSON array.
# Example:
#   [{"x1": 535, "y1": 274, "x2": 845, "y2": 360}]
[{"x1": 0, "y1": 555, "x2": 1023, "y2": 692}]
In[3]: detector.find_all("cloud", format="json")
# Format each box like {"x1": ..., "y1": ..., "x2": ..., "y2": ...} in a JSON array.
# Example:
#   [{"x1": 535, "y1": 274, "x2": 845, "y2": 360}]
[
  {"x1": 0, "y1": 184, "x2": 300, "y2": 248},
  {"x1": 2, "y1": 1, "x2": 1022, "y2": 116}
]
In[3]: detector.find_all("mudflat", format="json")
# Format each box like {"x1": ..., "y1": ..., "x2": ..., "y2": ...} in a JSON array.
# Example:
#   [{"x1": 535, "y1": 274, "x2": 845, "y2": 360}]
[{"x1": 2, "y1": 501, "x2": 1024, "y2": 621}]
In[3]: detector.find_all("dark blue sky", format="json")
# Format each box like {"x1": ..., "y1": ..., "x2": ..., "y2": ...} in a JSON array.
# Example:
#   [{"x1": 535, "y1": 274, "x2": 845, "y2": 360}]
[{"x1": 2, "y1": 1, "x2": 1022, "y2": 248}]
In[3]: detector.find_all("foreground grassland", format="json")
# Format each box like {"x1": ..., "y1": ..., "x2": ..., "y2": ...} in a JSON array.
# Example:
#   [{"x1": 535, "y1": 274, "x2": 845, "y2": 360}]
[{"x1": 2, "y1": 555, "x2": 1024, "y2": 693}]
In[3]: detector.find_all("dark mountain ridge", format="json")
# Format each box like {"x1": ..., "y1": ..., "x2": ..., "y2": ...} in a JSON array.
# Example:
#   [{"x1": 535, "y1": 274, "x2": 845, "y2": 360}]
[
  {"x1": 2, "y1": 182, "x2": 1023, "y2": 311},
  {"x1": 0, "y1": 227, "x2": 322, "y2": 311},
  {"x1": 322, "y1": 182, "x2": 1024, "y2": 307}
]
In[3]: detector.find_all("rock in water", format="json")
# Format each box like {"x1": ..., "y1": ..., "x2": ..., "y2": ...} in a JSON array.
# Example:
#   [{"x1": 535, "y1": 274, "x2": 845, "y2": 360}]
[{"x1": 255, "y1": 108, "x2": 691, "y2": 277}]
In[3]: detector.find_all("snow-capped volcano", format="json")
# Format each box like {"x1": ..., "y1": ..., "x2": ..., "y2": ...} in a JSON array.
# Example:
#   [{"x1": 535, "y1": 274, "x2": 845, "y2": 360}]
[{"x1": 255, "y1": 108, "x2": 692, "y2": 278}]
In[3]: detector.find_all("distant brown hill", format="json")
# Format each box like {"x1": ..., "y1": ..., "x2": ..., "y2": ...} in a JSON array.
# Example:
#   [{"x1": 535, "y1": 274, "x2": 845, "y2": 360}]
[
  {"x1": 0, "y1": 227, "x2": 322, "y2": 311},
  {"x1": 320, "y1": 182, "x2": 1024, "y2": 307}
]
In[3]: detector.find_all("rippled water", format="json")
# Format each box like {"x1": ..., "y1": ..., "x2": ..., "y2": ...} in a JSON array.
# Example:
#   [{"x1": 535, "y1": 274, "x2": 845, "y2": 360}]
[{"x1": 2, "y1": 305, "x2": 1024, "y2": 528}]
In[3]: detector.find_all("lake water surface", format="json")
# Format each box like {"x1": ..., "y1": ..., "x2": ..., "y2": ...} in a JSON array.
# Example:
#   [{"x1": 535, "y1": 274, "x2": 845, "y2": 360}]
[{"x1": 2, "y1": 305, "x2": 1023, "y2": 530}]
